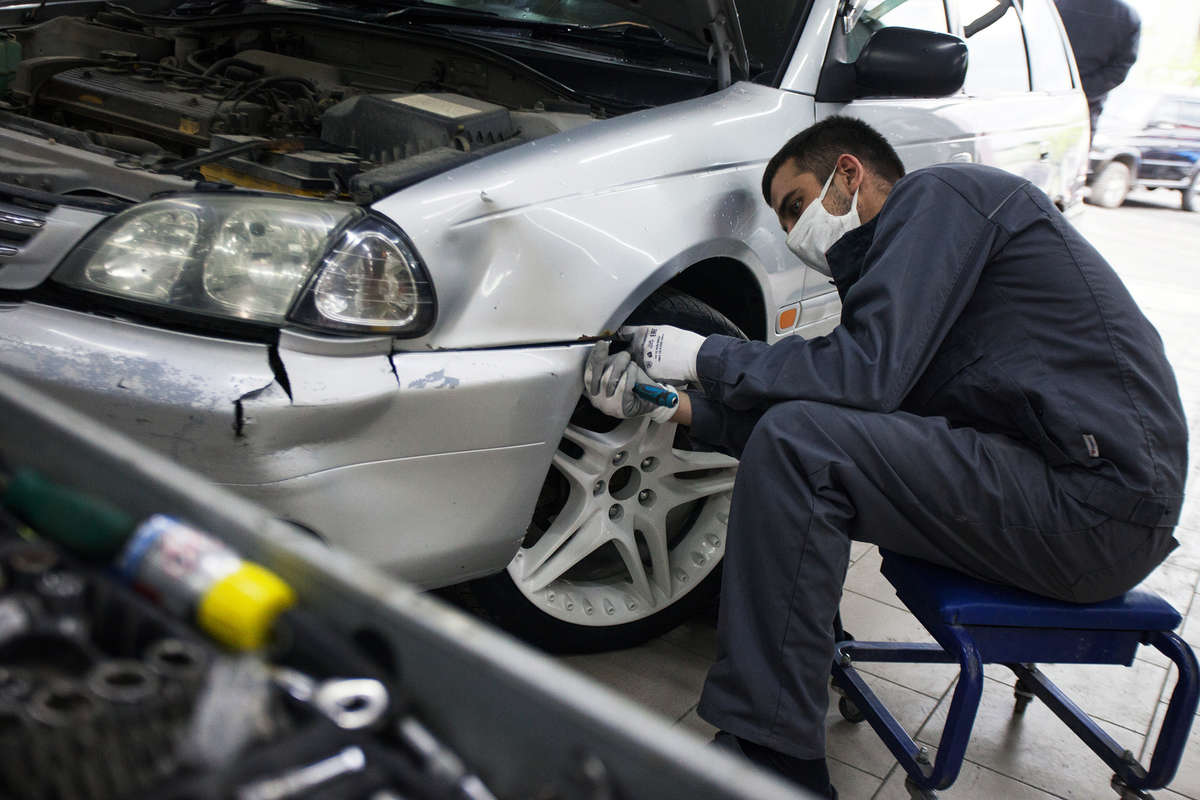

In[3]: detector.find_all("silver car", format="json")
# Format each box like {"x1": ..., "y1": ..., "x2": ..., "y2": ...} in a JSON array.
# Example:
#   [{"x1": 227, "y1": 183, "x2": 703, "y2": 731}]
[{"x1": 0, "y1": 0, "x2": 1087, "y2": 650}]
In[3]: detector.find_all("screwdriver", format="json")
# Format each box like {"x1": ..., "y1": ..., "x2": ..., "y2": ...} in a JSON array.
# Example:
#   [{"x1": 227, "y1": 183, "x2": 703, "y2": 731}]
[{"x1": 632, "y1": 383, "x2": 678, "y2": 408}]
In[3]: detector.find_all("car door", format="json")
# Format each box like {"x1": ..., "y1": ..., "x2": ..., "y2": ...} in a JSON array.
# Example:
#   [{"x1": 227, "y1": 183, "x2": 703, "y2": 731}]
[
  {"x1": 949, "y1": 0, "x2": 1086, "y2": 203},
  {"x1": 1016, "y1": 0, "x2": 1089, "y2": 206}
]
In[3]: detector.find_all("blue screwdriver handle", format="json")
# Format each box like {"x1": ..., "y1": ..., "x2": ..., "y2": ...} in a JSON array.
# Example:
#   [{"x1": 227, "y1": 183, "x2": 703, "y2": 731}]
[{"x1": 633, "y1": 383, "x2": 678, "y2": 408}]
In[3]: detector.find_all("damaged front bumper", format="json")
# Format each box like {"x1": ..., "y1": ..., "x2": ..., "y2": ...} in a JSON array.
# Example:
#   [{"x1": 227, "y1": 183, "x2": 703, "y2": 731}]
[{"x1": 0, "y1": 301, "x2": 585, "y2": 587}]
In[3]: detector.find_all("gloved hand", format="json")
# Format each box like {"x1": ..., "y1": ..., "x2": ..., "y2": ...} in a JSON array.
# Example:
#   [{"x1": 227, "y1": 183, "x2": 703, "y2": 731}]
[
  {"x1": 618, "y1": 325, "x2": 705, "y2": 384},
  {"x1": 584, "y1": 341, "x2": 678, "y2": 423}
]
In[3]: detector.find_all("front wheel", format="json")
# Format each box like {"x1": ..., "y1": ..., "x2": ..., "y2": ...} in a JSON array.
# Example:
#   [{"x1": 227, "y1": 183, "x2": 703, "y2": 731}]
[
  {"x1": 1088, "y1": 161, "x2": 1131, "y2": 209},
  {"x1": 463, "y1": 289, "x2": 745, "y2": 652},
  {"x1": 1183, "y1": 171, "x2": 1198, "y2": 213}
]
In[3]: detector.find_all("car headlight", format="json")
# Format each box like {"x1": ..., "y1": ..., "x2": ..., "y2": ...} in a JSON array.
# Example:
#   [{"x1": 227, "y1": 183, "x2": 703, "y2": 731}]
[{"x1": 54, "y1": 195, "x2": 436, "y2": 336}]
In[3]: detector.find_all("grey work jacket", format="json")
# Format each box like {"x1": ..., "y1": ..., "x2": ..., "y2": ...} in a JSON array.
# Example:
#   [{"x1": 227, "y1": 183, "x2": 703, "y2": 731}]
[{"x1": 690, "y1": 164, "x2": 1186, "y2": 527}]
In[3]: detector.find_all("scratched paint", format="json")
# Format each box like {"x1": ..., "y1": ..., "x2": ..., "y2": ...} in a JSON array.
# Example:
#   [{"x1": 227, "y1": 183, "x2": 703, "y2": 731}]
[{"x1": 407, "y1": 369, "x2": 461, "y2": 390}]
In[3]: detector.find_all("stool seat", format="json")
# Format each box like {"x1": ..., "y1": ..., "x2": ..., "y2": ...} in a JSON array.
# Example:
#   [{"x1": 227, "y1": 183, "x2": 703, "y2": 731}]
[
  {"x1": 881, "y1": 550, "x2": 1182, "y2": 632},
  {"x1": 831, "y1": 548, "x2": 1199, "y2": 798}
]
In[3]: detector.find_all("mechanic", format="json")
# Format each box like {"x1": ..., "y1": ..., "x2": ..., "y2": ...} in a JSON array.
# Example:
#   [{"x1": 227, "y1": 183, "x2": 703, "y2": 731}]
[
  {"x1": 583, "y1": 117, "x2": 1187, "y2": 798},
  {"x1": 1054, "y1": 0, "x2": 1141, "y2": 140}
]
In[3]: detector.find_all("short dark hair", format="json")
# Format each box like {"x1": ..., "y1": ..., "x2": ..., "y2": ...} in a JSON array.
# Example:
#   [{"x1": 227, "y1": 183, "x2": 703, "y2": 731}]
[{"x1": 761, "y1": 116, "x2": 906, "y2": 205}]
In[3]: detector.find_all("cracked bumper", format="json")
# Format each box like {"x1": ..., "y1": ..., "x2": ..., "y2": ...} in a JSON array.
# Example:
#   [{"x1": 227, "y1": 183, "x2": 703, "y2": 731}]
[{"x1": 0, "y1": 302, "x2": 586, "y2": 586}]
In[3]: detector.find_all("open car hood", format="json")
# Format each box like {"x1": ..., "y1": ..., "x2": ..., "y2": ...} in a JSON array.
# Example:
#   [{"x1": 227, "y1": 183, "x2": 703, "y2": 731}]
[{"x1": 607, "y1": 0, "x2": 749, "y2": 83}]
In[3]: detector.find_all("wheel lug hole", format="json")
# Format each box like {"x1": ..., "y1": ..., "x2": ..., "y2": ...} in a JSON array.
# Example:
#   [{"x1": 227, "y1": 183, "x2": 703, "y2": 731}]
[
  {"x1": 608, "y1": 504, "x2": 623, "y2": 520},
  {"x1": 638, "y1": 489, "x2": 655, "y2": 506},
  {"x1": 640, "y1": 457, "x2": 658, "y2": 472},
  {"x1": 593, "y1": 480, "x2": 606, "y2": 496},
  {"x1": 612, "y1": 451, "x2": 628, "y2": 466}
]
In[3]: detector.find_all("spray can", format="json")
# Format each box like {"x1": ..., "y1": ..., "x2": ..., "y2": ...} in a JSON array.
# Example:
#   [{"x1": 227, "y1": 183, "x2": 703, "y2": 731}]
[{"x1": 115, "y1": 515, "x2": 295, "y2": 651}]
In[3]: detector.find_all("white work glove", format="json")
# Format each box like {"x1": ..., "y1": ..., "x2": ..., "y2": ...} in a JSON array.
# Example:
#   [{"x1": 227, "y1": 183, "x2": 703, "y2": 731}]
[
  {"x1": 583, "y1": 341, "x2": 677, "y2": 423},
  {"x1": 618, "y1": 325, "x2": 705, "y2": 384}
]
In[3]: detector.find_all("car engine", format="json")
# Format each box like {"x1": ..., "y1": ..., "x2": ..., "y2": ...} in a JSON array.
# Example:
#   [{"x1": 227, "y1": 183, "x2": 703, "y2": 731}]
[{"x1": 0, "y1": 13, "x2": 596, "y2": 203}]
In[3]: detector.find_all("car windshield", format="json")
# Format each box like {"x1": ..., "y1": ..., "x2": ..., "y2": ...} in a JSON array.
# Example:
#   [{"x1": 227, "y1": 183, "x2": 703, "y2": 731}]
[
  {"x1": 349, "y1": 0, "x2": 809, "y2": 81},
  {"x1": 1096, "y1": 89, "x2": 1164, "y2": 133}
]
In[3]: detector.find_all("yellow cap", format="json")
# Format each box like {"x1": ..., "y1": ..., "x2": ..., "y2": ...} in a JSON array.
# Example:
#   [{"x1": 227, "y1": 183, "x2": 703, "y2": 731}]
[{"x1": 197, "y1": 562, "x2": 296, "y2": 651}]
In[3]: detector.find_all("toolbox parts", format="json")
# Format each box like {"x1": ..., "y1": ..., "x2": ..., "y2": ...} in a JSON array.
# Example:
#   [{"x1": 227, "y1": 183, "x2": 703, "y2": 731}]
[{"x1": 0, "y1": 371, "x2": 805, "y2": 799}]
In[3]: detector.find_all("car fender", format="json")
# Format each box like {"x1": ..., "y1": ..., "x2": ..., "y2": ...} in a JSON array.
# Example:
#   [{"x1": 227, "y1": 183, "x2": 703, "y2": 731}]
[{"x1": 370, "y1": 82, "x2": 817, "y2": 351}]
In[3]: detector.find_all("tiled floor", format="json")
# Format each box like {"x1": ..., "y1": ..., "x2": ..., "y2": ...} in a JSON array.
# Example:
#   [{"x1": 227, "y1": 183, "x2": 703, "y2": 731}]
[{"x1": 560, "y1": 191, "x2": 1200, "y2": 798}]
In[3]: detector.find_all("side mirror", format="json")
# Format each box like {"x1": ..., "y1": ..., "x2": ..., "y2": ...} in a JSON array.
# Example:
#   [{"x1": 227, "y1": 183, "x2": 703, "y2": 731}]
[{"x1": 816, "y1": 28, "x2": 968, "y2": 103}]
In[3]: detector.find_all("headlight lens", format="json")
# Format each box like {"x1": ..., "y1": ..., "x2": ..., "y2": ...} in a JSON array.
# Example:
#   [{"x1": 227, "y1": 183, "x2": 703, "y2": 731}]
[
  {"x1": 82, "y1": 204, "x2": 200, "y2": 303},
  {"x1": 290, "y1": 217, "x2": 434, "y2": 333},
  {"x1": 55, "y1": 195, "x2": 436, "y2": 336}
]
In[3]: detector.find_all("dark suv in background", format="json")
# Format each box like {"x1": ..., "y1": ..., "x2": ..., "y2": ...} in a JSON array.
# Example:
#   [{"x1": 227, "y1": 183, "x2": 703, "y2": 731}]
[{"x1": 1087, "y1": 88, "x2": 1200, "y2": 211}]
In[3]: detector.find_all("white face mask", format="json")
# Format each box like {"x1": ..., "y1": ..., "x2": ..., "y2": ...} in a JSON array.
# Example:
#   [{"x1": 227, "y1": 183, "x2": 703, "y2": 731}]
[{"x1": 785, "y1": 170, "x2": 861, "y2": 277}]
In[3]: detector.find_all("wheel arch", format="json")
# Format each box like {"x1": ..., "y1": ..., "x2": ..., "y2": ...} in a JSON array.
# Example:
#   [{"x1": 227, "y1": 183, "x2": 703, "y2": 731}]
[{"x1": 663, "y1": 257, "x2": 767, "y2": 342}]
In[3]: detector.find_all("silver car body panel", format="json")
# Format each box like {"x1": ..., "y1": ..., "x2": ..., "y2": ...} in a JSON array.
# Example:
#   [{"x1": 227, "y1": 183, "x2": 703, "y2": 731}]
[
  {"x1": 377, "y1": 82, "x2": 824, "y2": 351},
  {"x1": 0, "y1": 301, "x2": 584, "y2": 586}
]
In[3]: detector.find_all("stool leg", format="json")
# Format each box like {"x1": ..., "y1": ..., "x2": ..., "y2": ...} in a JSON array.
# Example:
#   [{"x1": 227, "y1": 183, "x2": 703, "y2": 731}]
[
  {"x1": 1130, "y1": 630, "x2": 1200, "y2": 792},
  {"x1": 1009, "y1": 664, "x2": 1037, "y2": 715}
]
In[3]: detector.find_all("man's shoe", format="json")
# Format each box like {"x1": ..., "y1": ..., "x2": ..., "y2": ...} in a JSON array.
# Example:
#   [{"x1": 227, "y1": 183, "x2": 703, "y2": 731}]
[{"x1": 711, "y1": 731, "x2": 838, "y2": 798}]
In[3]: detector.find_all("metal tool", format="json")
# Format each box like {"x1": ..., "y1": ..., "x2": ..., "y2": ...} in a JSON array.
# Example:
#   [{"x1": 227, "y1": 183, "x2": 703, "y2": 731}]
[
  {"x1": 396, "y1": 716, "x2": 499, "y2": 800},
  {"x1": 6, "y1": 543, "x2": 58, "y2": 590},
  {"x1": 145, "y1": 637, "x2": 210, "y2": 687},
  {"x1": 235, "y1": 745, "x2": 367, "y2": 800},
  {"x1": 87, "y1": 660, "x2": 159, "y2": 795},
  {"x1": 27, "y1": 679, "x2": 107, "y2": 800},
  {"x1": 313, "y1": 677, "x2": 390, "y2": 730},
  {"x1": 270, "y1": 667, "x2": 390, "y2": 731},
  {"x1": 36, "y1": 570, "x2": 86, "y2": 616}
]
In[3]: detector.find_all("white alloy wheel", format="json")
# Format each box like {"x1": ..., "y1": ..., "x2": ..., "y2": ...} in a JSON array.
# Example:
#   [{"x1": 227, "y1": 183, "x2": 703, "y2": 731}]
[{"x1": 507, "y1": 413, "x2": 738, "y2": 626}]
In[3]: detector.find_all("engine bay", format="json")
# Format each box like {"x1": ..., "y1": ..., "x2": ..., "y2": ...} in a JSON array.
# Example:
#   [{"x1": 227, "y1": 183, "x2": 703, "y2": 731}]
[{"x1": 0, "y1": 11, "x2": 598, "y2": 203}]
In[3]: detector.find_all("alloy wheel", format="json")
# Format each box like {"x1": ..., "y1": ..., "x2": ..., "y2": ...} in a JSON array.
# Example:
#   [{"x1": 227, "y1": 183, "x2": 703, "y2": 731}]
[{"x1": 507, "y1": 414, "x2": 737, "y2": 626}]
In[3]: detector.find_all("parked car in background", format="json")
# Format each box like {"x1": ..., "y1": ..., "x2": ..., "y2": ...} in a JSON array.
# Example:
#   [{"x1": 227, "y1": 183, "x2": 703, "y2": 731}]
[
  {"x1": 1087, "y1": 88, "x2": 1200, "y2": 210},
  {"x1": 0, "y1": 0, "x2": 1088, "y2": 651}
]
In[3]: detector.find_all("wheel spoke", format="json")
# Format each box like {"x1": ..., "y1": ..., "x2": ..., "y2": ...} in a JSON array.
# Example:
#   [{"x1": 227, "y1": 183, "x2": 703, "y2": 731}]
[
  {"x1": 633, "y1": 511, "x2": 672, "y2": 599},
  {"x1": 521, "y1": 509, "x2": 615, "y2": 593},
  {"x1": 612, "y1": 531, "x2": 657, "y2": 609},
  {"x1": 659, "y1": 469, "x2": 738, "y2": 509},
  {"x1": 550, "y1": 447, "x2": 605, "y2": 492},
  {"x1": 517, "y1": 472, "x2": 594, "y2": 580},
  {"x1": 669, "y1": 448, "x2": 739, "y2": 473}
]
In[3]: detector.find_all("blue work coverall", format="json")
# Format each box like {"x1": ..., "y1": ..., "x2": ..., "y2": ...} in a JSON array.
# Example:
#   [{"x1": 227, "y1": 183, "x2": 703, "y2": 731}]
[{"x1": 689, "y1": 163, "x2": 1187, "y2": 760}]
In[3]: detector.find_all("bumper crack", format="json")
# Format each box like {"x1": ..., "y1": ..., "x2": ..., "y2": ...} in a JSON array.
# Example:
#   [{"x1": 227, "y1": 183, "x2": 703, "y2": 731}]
[{"x1": 233, "y1": 379, "x2": 281, "y2": 438}]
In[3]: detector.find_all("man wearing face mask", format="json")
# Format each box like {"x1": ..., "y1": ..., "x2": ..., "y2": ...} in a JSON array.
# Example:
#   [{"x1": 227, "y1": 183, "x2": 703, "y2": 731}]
[{"x1": 583, "y1": 116, "x2": 1187, "y2": 798}]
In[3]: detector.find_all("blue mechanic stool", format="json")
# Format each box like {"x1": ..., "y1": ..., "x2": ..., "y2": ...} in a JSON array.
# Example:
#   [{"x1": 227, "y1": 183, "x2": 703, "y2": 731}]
[{"x1": 830, "y1": 550, "x2": 1199, "y2": 799}]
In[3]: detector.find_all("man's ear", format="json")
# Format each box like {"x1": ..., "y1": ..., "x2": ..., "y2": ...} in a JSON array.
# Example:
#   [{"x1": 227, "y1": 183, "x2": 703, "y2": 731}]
[{"x1": 837, "y1": 154, "x2": 866, "y2": 194}]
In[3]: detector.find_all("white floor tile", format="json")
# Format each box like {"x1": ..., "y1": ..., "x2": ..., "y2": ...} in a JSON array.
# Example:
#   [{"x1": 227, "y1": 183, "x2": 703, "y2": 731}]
[
  {"x1": 843, "y1": 548, "x2": 904, "y2": 611},
  {"x1": 1036, "y1": 660, "x2": 1169, "y2": 733},
  {"x1": 827, "y1": 756, "x2": 884, "y2": 799},
  {"x1": 560, "y1": 637, "x2": 710, "y2": 722},
  {"x1": 673, "y1": 704, "x2": 718, "y2": 741},
  {"x1": 915, "y1": 676, "x2": 1144, "y2": 799},
  {"x1": 873, "y1": 759, "x2": 1067, "y2": 800},
  {"x1": 839, "y1": 590, "x2": 959, "y2": 699}
]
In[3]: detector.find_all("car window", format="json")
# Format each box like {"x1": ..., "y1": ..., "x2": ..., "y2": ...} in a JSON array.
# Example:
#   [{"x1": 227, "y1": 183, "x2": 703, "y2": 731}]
[
  {"x1": 845, "y1": 0, "x2": 950, "y2": 61},
  {"x1": 1176, "y1": 101, "x2": 1200, "y2": 129},
  {"x1": 1018, "y1": 0, "x2": 1072, "y2": 91},
  {"x1": 959, "y1": 0, "x2": 1030, "y2": 94}
]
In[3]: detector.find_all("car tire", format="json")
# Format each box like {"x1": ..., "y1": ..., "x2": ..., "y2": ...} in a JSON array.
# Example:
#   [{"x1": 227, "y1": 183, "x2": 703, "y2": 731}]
[
  {"x1": 1183, "y1": 171, "x2": 1199, "y2": 213},
  {"x1": 458, "y1": 288, "x2": 746, "y2": 653},
  {"x1": 1088, "y1": 161, "x2": 1131, "y2": 209}
]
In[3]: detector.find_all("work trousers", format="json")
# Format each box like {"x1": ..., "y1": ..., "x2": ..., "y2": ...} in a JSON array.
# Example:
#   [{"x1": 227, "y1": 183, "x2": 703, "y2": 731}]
[{"x1": 695, "y1": 400, "x2": 1178, "y2": 760}]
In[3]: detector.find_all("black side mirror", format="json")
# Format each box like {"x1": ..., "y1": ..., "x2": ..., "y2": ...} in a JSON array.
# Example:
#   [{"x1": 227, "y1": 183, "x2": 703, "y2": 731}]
[{"x1": 816, "y1": 28, "x2": 968, "y2": 103}]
